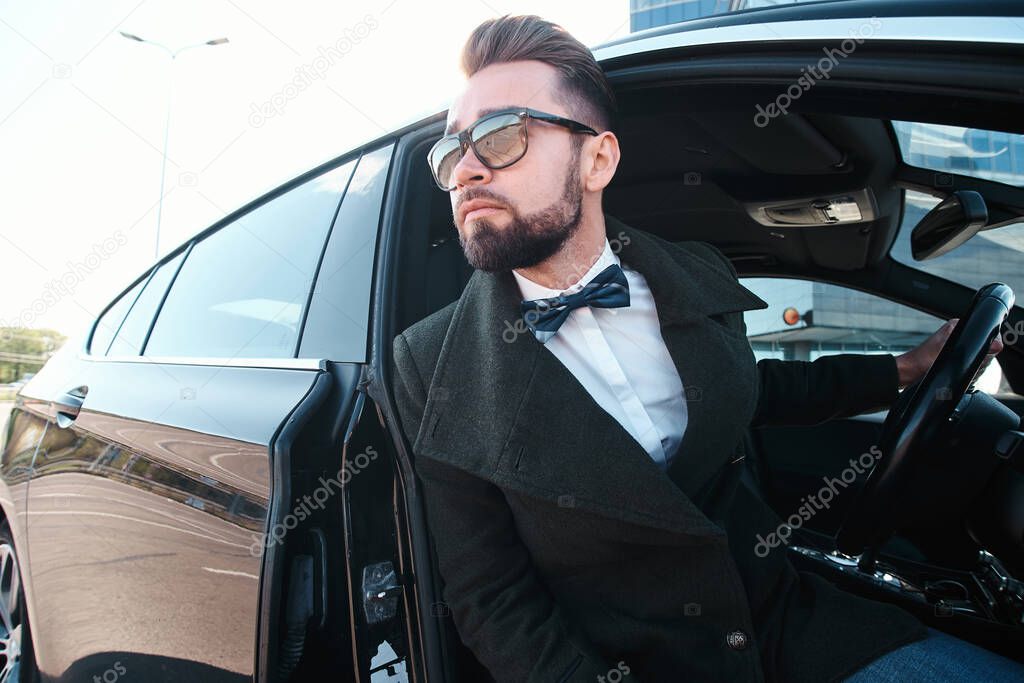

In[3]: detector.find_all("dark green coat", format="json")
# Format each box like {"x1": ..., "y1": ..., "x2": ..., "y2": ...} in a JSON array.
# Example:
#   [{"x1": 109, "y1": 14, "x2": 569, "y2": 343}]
[{"x1": 390, "y1": 214, "x2": 927, "y2": 682}]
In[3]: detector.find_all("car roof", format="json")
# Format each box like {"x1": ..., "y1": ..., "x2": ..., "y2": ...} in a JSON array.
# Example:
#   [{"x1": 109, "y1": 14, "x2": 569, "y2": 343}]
[{"x1": 595, "y1": 0, "x2": 1024, "y2": 52}]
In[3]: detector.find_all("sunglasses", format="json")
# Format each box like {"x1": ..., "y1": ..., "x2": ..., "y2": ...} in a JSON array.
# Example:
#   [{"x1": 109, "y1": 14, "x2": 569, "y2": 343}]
[{"x1": 427, "y1": 107, "x2": 599, "y2": 191}]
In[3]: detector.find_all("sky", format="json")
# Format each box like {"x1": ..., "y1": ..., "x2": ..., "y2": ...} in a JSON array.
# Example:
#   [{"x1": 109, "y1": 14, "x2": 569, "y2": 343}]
[{"x1": 0, "y1": 0, "x2": 630, "y2": 339}]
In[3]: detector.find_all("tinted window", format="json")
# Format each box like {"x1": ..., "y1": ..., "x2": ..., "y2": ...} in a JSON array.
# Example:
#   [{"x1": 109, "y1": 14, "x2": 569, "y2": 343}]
[
  {"x1": 892, "y1": 121, "x2": 1024, "y2": 188},
  {"x1": 740, "y1": 278, "x2": 1014, "y2": 395},
  {"x1": 144, "y1": 161, "x2": 356, "y2": 359},
  {"x1": 891, "y1": 190, "x2": 1024, "y2": 297},
  {"x1": 90, "y1": 276, "x2": 146, "y2": 355},
  {"x1": 299, "y1": 144, "x2": 394, "y2": 361},
  {"x1": 108, "y1": 250, "x2": 186, "y2": 356},
  {"x1": 741, "y1": 278, "x2": 939, "y2": 360}
]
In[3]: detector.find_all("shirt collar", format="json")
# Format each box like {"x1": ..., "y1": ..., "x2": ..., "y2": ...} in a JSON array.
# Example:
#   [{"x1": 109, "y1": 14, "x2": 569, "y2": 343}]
[{"x1": 512, "y1": 237, "x2": 620, "y2": 301}]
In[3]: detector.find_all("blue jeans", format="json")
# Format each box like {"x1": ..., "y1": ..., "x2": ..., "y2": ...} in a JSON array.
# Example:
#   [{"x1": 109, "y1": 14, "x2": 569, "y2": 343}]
[{"x1": 843, "y1": 627, "x2": 1024, "y2": 682}]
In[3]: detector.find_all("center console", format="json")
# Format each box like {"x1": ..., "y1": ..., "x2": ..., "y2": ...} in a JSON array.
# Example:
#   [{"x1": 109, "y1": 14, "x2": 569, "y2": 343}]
[{"x1": 788, "y1": 544, "x2": 1024, "y2": 660}]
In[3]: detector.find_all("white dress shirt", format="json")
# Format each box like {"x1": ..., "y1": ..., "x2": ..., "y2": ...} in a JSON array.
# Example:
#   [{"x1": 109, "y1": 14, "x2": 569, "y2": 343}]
[{"x1": 512, "y1": 237, "x2": 688, "y2": 470}]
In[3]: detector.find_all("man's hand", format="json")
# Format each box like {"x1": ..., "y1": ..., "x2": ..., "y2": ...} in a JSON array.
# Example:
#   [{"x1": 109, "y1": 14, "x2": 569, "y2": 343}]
[{"x1": 894, "y1": 318, "x2": 1004, "y2": 389}]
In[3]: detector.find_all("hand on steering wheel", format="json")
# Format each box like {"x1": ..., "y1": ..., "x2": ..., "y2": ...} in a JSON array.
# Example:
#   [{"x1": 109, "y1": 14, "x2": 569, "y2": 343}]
[
  {"x1": 894, "y1": 317, "x2": 1004, "y2": 390},
  {"x1": 836, "y1": 283, "x2": 1014, "y2": 558}
]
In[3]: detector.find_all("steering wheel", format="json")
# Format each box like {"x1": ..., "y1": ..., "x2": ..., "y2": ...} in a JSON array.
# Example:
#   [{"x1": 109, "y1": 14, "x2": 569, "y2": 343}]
[{"x1": 836, "y1": 282, "x2": 1014, "y2": 558}]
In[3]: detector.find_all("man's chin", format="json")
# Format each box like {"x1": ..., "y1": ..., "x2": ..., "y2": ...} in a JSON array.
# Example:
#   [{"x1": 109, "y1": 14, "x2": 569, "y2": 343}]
[
  {"x1": 463, "y1": 212, "x2": 508, "y2": 232},
  {"x1": 462, "y1": 240, "x2": 550, "y2": 273},
  {"x1": 458, "y1": 217, "x2": 499, "y2": 249},
  {"x1": 458, "y1": 211, "x2": 576, "y2": 272},
  {"x1": 461, "y1": 236, "x2": 518, "y2": 273}
]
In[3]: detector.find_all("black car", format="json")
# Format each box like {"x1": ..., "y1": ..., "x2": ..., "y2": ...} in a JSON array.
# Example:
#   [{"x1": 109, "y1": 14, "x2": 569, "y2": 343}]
[{"x1": 3, "y1": 1, "x2": 1024, "y2": 680}]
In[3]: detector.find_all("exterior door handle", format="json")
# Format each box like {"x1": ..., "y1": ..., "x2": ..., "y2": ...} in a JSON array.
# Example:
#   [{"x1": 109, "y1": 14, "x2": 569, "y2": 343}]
[{"x1": 54, "y1": 385, "x2": 88, "y2": 428}]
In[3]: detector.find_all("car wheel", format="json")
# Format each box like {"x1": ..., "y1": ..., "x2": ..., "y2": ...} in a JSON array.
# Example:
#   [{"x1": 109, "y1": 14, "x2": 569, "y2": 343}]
[{"x1": 0, "y1": 522, "x2": 37, "y2": 683}]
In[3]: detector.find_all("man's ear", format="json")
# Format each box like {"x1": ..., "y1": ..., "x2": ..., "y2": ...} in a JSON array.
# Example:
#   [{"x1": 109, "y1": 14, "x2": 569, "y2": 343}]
[{"x1": 582, "y1": 131, "x2": 620, "y2": 193}]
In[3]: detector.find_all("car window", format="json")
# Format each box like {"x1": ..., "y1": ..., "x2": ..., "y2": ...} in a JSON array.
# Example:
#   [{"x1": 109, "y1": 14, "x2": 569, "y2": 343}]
[
  {"x1": 90, "y1": 275, "x2": 147, "y2": 355},
  {"x1": 143, "y1": 160, "x2": 356, "y2": 359},
  {"x1": 892, "y1": 121, "x2": 1024, "y2": 188},
  {"x1": 298, "y1": 144, "x2": 394, "y2": 361},
  {"x1": 740, "y1": 278, "x2": 1013, "y2": 395},
  {"x1": 891, "y1": 189, "x2": 1024, "y2": 298},
  {"x1": 107, "y1": 250, "x2": 187, "y2": 357}
]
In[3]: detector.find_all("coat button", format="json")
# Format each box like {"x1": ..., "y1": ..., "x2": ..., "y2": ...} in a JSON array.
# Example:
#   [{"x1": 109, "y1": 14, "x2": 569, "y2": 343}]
[{"x1": 726, "y1": 630, "x2": 750, "y2": 651}]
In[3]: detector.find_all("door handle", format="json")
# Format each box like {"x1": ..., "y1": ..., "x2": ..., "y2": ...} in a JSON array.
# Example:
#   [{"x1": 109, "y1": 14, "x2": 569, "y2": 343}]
[{"x1": 54, "y1": 385, "x2": 88, "y2": 428}]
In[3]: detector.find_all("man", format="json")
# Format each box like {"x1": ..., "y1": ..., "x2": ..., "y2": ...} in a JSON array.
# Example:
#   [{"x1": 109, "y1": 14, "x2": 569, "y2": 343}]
[{"x1": 390, "y1": 14, "x2": 1013, "y2": 683}]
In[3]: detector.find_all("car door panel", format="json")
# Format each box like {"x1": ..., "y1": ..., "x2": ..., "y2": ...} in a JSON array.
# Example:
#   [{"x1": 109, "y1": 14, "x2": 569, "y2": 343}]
[
  {"x1": 0, "y1": 397, "x2": 49, "y2": 578},
  {"x1": 752, "y1": 414, "x2": 887, "y2": 534},
  {"x1": 26, "y1": 356, "x2": 323, "y2": 682},
  {"x1": 19, "y1": 154, "x2": 363, "y2": 682},
  {"x1": 738, "y1": 277, "x2": 940, "y2": 534}
]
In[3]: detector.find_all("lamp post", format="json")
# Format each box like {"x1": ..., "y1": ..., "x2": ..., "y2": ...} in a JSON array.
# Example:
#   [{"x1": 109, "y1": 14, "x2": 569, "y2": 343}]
[{"x1": 119, "y1": 32, "x2": 229, "y2": 259}]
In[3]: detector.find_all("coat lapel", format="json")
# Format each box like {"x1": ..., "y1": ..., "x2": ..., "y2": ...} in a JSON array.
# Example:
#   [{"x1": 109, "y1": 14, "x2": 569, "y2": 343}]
[{"x1": 411, "y1": 214, "x2": 768, "y2": 537}]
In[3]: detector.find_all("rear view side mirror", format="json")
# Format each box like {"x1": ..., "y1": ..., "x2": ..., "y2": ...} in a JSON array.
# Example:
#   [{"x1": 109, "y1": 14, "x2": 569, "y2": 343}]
[{"x1": 911, "y1": 190, "x2": 988, "y2": 261}]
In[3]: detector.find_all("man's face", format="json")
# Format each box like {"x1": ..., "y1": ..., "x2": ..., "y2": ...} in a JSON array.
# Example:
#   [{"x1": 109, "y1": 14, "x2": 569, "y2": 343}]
[{"x1": 444, "y1": 60, "x2": 587, "y2": 272}]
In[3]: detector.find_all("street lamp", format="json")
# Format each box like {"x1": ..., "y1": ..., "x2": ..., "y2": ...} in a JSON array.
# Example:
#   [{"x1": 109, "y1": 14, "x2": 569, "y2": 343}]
[{"x1": 119, "y1": 32, "x2": 229, "y2": 259}]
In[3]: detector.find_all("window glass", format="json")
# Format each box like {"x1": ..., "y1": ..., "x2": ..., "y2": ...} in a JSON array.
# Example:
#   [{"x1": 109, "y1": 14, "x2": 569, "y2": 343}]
[
  {"x1": 892, "y1": 121, "x2": 1024, "y2": 188},
  {"x1": 740, "y1": 278, "x2": 1012, "y2": 394},
  {"x1": 890, "y1": 189, "x2": 1024, "y2": 297},
  {"x1": 90, "y1": 276, "x2": 146, "y2": 355},
  {"x1": 144, "y1": 161, "x2": 356, "y2": 358},
  {"x1": 108, "y1": 251, "x2": 186, "y2": 356},
  {"x1": 299, "y1": 145, "x2": 394, "y2": 361}
]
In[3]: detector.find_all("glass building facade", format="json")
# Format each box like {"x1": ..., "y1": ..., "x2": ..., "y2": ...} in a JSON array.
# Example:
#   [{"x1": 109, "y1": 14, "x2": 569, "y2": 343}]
[{"x1": 630, "y1": 0, "x2": 816, "y2": 32}]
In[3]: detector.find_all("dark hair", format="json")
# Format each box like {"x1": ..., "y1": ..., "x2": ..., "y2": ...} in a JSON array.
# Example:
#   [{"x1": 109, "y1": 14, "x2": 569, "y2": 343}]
[{"x1": 460, "y1": 15, "x2": 617, "y2": 133}]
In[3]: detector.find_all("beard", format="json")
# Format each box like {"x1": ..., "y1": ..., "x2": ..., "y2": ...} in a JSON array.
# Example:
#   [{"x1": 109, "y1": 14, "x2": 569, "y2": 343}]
[{"x1": 457, "y1": 151, "x2": 583, "y2": 273}]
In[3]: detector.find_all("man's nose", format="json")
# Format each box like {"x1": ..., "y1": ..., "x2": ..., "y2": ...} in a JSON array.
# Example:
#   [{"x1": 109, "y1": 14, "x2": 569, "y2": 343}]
[{"x1": 451, "y1": 143, "x2": 492, "y2": 189}]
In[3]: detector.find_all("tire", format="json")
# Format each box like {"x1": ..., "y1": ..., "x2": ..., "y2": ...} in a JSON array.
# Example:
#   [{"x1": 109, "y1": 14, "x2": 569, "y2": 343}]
[{"x1": 0, "y1": 521, "x2": 38, "y2": 683}]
